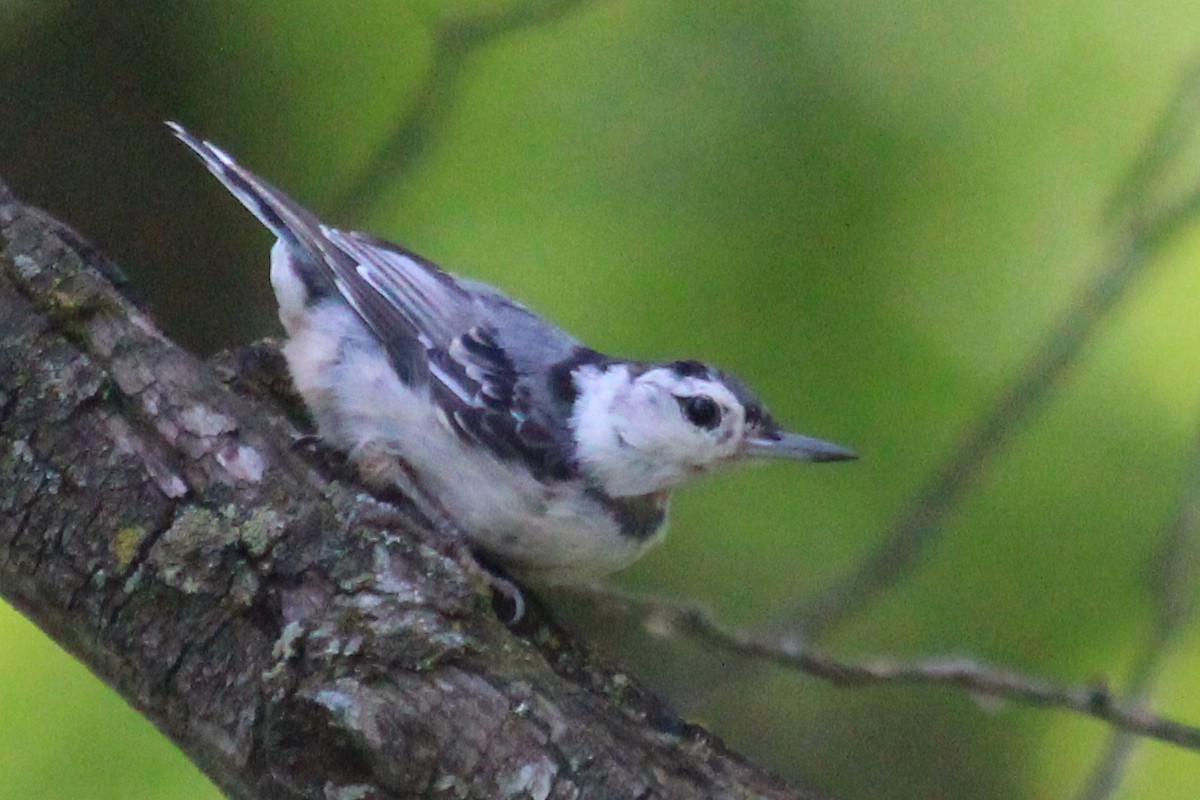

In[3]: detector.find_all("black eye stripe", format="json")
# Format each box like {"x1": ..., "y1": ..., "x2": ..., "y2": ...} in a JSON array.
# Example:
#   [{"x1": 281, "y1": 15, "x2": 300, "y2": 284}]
[{"x1": 676, "y1": 395, "x2": 722, "y2": 430}]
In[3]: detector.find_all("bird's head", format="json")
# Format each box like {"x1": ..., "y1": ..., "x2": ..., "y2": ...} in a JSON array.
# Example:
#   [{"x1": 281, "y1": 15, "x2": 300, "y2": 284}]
[{"x1": 570, "y1": 359, "x2": 854, "y2": 498}]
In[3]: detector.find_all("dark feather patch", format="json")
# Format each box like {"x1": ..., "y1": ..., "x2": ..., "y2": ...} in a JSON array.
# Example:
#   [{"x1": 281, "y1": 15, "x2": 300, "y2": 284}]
[
  {"x1": 715, "y1": 369, "x2": 775, "y2": 433},
  {"x1": 669, "y1": 359, "x2": 711, "y2": 379},
  {"x1": 429, "y1": 326, "x2": 577, "y2": 481},
  {"x1": 547, "y1": 346, "x2": 606, "y2": 407},
  {"x1": 587, "y1": 489, "x2": 667, "y2": 541}
]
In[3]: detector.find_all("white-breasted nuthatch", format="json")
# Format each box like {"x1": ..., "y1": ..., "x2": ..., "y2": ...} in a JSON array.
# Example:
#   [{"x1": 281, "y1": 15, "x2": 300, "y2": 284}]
[{"x1": 170, "y1": 122, "x2": 855, "y2": 584}]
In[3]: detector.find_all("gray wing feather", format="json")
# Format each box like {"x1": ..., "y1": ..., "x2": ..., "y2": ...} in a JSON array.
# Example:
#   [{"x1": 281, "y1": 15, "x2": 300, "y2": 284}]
[
  {"x1": 325, "y1": 229, "x2": 472, "y2": 348},
  {"x1": 170, "y1": 122, "x2": 587, "y2": 479}
]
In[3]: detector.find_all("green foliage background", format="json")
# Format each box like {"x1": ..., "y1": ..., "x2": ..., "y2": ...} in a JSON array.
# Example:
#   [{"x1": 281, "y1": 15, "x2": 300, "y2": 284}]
[{"x1": 2, "y1": 1, "x2": 1200, "y2": 798}]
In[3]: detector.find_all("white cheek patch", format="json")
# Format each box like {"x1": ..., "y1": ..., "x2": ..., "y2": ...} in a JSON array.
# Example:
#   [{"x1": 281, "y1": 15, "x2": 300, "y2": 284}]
[
  {"x1": 570, "y1": 364, "x2": 631, "y2": 452},
  {"x1": 715, "y1": 423, "x2": 736, "y2": 445},
  {"x1": 569, "y1": 366, "x2": 752, "y2": 496},
  {"x1": 569, "y1": 364, "x2": 672, "y2": 496}
]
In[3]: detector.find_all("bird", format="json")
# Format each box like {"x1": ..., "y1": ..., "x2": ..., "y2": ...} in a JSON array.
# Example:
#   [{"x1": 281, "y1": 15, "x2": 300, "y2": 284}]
[{"x1": 169, "y1": 122, "x2": 855, "y2": 585}]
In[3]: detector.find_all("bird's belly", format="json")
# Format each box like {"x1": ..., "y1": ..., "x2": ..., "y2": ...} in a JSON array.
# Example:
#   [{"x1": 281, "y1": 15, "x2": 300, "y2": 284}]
[
  {"x1": 429, "y1": 455, "x2": 665, "y2": 585},
  {"x1": 288, "y1": 331, "x2": 665, "y2": 584}
]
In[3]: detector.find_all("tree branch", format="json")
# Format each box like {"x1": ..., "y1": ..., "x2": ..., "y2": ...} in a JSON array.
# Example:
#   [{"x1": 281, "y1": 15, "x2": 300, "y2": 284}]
[
  {"x1": 333, "y1": 0, "x2": 600, "y2": 219},
  {"x1": 1073, "y1": 411, "x2": 1200, "y2": 799},
  {"x1": 580, "y1": 589, "x2": 1200, "y2": 753},
  {"x1": 0, "y1": 178, "x2": 829, "y2": 800}
]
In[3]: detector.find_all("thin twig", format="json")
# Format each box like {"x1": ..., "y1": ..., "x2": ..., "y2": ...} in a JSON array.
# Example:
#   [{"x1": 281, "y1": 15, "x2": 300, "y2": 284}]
[
  {"x1": 581, "y1": 587, "x2": 1200, "y2": 753},
  {"x1": 1104, "y1": 63, "x2": 1200, "y2": 229},
  {"x1": 1074, "y1": 415, "x2": 1200, "y2": 800},
  {"x1": 333, "y1": 0, "x2": 598, "y2": 219},
  {"x1": 778, "y1": 63, "x2": 1200, "y2": 641}
]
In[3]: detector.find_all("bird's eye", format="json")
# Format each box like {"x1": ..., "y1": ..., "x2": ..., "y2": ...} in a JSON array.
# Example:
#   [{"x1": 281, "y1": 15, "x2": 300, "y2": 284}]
[{"x1": 676, "y1": 395, "x2": 722, "y2": 430}]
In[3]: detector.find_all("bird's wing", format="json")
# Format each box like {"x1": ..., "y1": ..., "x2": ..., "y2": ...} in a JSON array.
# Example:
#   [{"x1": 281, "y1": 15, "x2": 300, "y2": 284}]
[
  {"x1": 322, "y1": 230, "x2": 472, "y2": 351},
  {"x1": 170, "y1": 122, "x2": 581, "y2": 478},
  {"x1": 428, "y1": 324, "x2": 577, "y2": 480},
  {"x1": 326, "y1": 230, "x2": 583, "y2": 478}
]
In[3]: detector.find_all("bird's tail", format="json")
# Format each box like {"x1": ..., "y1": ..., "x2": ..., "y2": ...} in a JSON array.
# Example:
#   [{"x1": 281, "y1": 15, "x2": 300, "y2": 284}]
[{"x1": 167, "y1": 121, "x2": 322, "y2": 249}]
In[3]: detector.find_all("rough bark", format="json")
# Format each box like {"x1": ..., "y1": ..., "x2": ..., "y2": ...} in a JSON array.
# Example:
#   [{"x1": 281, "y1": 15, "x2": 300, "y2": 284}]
[{"x1": 0, "y1": 177, "x2": 830, "y2": 800}]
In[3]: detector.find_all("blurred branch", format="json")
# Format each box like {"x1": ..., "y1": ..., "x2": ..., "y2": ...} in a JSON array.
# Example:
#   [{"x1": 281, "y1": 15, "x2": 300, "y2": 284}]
[
  {"x1": 0, "y1": 179, "x2": 826, "y2": 800},
  {"x1": 1105, "y1": 63, "x2": 1200, "y2": 229},
  {"x1": 585, "y1": 588, "x2": 1200, "y2": 753},
  {"x1": 778, "y1": 61, "x2": 1200, "y2": 642},
  {"x1": 1074, "y1": 415, "x2": 1200, "y2": 800},
  {"x1": 334, "y1": 0, "x2": 598, "y2": 219}
]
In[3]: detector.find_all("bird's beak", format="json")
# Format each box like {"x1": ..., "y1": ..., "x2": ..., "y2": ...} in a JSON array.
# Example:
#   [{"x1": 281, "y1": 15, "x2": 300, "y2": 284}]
[{"x1": 743, "y1": 431, "x2": 857, "y2": 462}]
